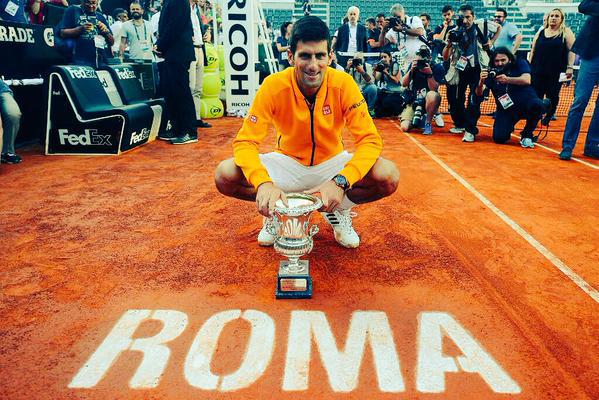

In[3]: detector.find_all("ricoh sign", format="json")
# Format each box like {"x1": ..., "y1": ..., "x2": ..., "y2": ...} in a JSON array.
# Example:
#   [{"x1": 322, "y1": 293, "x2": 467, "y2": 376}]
[
  {"x1": 221, "y1": 0, "x2": 258, "y2": 116},
  {"x1": 69, "y1": 309, "x2": 520, "y2": 394}
]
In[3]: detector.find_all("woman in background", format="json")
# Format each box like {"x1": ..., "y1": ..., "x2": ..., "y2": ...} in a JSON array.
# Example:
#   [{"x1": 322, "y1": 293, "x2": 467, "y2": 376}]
[{"x1": 529, "y1": 8, "x2": 576, "y2": 124}]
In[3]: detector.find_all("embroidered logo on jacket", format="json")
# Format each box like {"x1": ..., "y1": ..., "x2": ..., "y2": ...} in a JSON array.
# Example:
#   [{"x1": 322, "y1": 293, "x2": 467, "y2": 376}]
[
  {"x1": 322, "y1": 105, "x2": 331, "y2": 115},
  {"x1": 249, "y1": 115, "x2": 258, "y2": 123}
]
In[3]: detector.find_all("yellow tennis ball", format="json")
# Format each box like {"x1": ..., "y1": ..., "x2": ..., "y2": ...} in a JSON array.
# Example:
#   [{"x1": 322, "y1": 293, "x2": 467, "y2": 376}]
[{"x1": 202, "y1": 70, "x2": 221, "y2": 97}]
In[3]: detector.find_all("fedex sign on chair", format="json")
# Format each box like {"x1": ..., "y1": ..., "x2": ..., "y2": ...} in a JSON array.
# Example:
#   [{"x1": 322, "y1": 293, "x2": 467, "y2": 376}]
[{"x1": 220, "y1": 0, "x2": 258, "y2": 116}]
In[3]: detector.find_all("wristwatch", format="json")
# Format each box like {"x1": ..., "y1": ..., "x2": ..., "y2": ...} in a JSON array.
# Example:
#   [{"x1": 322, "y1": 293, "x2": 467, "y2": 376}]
[{"x1": 332, "y1": 174, "x2": 350, "y2": 191}]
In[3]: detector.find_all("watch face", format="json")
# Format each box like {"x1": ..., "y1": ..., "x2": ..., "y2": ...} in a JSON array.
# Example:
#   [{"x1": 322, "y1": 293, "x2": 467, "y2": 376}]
[{"x1": 334, "y1": 174, "x2": 349, "y2": 189}]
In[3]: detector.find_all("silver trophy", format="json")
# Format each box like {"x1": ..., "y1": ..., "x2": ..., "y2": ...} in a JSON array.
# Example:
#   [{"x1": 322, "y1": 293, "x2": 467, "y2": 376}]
[{"x1": 267, "y1": 193, "x2": 322, "y2": 299}]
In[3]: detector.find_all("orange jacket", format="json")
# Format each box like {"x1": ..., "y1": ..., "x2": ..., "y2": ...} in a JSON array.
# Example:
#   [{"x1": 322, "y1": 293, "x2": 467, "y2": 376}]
[{"x1": 233, "y1": 67, "x2": 383, "y2": 189}]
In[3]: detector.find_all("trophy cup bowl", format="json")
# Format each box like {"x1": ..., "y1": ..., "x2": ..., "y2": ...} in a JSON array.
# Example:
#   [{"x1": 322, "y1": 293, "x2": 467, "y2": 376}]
[{"x1": 267, "y1": 193, "x2": 322, "y2": 299}]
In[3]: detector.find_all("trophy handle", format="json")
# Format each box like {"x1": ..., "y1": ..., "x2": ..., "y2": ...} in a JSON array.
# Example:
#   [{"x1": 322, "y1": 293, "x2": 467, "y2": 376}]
[
  {"x1": 266, "y1": 217, "x2": 279, "y2": 237},
  {"x1": 308, "y1": 224, "x2": 319, "y2": 238}
]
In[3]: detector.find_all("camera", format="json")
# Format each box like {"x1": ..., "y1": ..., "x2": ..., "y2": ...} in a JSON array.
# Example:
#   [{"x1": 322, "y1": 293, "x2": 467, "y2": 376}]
[
  {"x1": 487, "y1": 67, "x2": 505, "y2": 79},
  {"x1": 448, "y1": 27, "x2": 465, "y2": 44},
  {"x1": 374, "y1": 62, "x2": 387, "y2": 73},
  {"x1": 415, "y1": 46, "x2": 432, "y2": 70},
  {"x1": 387, "y1": 17, "x2": 401, "y2": 30},
  {"x1": 351, "y1": 58, "x2": 362, "y2": 67},
  {"x1": 412, "y1": 92, "x2": 427, "y2": 127}
]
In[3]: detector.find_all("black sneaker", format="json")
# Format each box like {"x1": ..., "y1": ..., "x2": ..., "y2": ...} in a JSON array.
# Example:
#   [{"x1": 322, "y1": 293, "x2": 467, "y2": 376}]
[
  {"x1": 197, "y1": 120, "x2": 212, "y2": 128},
  {"x1": 540, "y1": 99, "x2": 552, "y2": 126},
  {"x1": 1, "y1": 153, "x2": 22, "y2": 164},
  {"x1": 171, "y1": 133, "x2": 198, "y2": 145},
  {"x1": 158, "y1": 130, "x2": 177, "y2": 141},
  {"x1": 583, "y1": 152, "x2": 599, "y2": 160},
  {"x1": 559, "y1": 149, "x2": 572, "y2": 160}
]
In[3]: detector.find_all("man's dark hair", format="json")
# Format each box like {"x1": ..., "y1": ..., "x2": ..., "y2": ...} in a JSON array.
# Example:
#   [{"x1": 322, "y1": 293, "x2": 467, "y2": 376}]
[
  {"x1": 492, "y1": 47, "x2": 516, "y2": 64},
  {"x1": 376, "y1": 13, "x2": 385, "y2": 19},
  {"x1": 289, "y1": 16, "x2": 331, "y2": 54},
  {"x1": 113, "y1": 7, "x2": 126, "y2": 18},
  {"x1": 381, "y1": 49, "x2": 392, "y2": 58},
  {"x1": 420, "y1": 13, "x2": 431, "y2": 22},
  {"x1": 458, "y1": 4, "x2": 474, "y2": 15},
  {"x1": 280, "y1": 21, "x2": 292, "y2": 37},
  {"x1": 496, "y1": 8, "x2": 507, "y2": 18},
  {"x1": 366, "y1": 17, "x2": 376, "y2": 25},
  {"x1": 441, "y1": 5, "x2": 453, "y2": 14}
]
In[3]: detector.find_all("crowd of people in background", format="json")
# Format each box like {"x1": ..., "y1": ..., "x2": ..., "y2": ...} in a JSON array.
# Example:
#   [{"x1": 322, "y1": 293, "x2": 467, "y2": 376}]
[
  {"x1": 272, "y1": 2, "x2": 598, "y2": 159},
  {"x1": 0, "y1": 0, "x2": 598, "y2": 163}
]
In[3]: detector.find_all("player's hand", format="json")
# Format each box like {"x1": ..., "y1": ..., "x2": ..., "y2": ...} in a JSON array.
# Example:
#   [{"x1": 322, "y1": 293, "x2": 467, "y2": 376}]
[
  {"x1": 306, "y1": 180, "x2": 344, "y2": 213},
  {"x1": 495, "y1": 74, "x2": 509, "y2": 84},
  {"x1": 355, "y1": 64, "x2": 365, "y2": 74},
  {"x1": 256, "y1": 182, "x2": 288, "y2": 217}
]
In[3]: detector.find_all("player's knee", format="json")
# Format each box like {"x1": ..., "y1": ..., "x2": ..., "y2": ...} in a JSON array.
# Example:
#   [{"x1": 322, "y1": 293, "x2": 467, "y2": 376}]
[
  {"x1": 372, "y1": 160, "x2": 400, "y2": 197},
  {"x1": 214, "y1": 159, "x2": 239, "y2": 195}
]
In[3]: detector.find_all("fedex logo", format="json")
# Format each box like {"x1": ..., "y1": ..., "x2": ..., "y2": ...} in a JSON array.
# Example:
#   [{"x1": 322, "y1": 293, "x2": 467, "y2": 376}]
[
  {"x1": 66, "y1": 66, "x2": 97, "y2": 80},
  {"x1": 58, "y1": 129, "x2": 112, "y2": 146},
  {"x1": 116, "y1": 69, "x2": 136, "y2": 80},
  {"x1": 130, "y1": 128, "x2": 150, "y2": 145}
]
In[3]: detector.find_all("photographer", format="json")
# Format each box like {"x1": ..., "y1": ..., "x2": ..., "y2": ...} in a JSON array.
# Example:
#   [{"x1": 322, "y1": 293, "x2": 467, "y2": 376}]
[
  {"x1": 373, "y1": 50, "x2": 404, "y2": 117},
  {"x1": 443, "y1": 4, "x2": 500, "y2": 142},
  {"x1": 58, "y1": 0, "x2": 114, "y2": 68},
  {"x1": 432, "y1": 5, "x2": 456, "y2": 65},
  {"x1": 377, "y1": 3, "x2": 425, "y2": 69},
  {"x1": 475, "y1": 48, "x2": 550, "y2": 148},
  {"x1": 346, "y1": 55, "x2": 378, "y2": 113},
  {"x1": 400, "y1": 45, "x2": 445, "y2": 134}
]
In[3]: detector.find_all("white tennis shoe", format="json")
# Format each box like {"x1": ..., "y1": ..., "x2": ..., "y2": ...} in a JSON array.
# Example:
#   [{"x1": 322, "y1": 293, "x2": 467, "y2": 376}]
[
  {"x1": 257, "y1": 217, "x2": 275, "y2": 246},
  {"x1": 321, "y1": 209, "x2": 360, "y2": 248}
]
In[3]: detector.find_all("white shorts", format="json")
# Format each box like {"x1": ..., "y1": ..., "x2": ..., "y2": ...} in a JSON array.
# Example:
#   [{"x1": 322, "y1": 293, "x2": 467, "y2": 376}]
[{"x1": 259, "y1": 151, "x2": 353, "y2": 192}]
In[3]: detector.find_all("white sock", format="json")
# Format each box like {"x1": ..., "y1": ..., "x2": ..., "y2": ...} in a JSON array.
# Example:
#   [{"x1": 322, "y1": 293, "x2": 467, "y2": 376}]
[{"x1": 339, "y1": 195, "x2": 357, "y2": 210}]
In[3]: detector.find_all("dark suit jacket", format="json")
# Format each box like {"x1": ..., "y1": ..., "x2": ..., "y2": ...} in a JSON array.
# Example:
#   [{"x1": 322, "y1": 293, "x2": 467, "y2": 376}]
[
  {"x1": 335, "y1": 23, "x2": 368, "y2": 53},
  {"x1": 573, "y1": 0, "x2": 599, "y2": 59},
  {"x1": 156, "y1": 0, "x2": 195, "y2": 64}
]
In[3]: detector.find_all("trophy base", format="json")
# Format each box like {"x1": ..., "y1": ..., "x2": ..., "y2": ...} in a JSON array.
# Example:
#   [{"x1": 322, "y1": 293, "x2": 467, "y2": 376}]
[{"x1": 276, "y1": 260, "x2": 312, "y2": 299}]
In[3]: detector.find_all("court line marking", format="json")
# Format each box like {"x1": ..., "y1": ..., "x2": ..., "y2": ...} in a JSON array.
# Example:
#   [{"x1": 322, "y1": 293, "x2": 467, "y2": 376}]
[
  {"x1": 511, "y1": 134, "x2": 599, "y2": 170},
  {"x1": 396, "y1": 123, "x2": 599, "y2": 304}
]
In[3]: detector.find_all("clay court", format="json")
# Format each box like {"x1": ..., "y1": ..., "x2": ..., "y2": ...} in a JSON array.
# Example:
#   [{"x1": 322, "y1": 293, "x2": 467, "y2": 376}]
[{"x1": 0, "y1": 114, "x2": 597, "y2": 399}]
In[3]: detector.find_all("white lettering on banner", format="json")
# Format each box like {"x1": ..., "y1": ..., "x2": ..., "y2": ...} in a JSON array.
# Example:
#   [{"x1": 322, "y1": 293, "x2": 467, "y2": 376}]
[
  {"x1": 116, "y1": 68, "x2": 136, "y2": 80},
  {"x1": 43, "y1": 27, "x2": 54, "y2": 47},
  {"x1": 221, "y1": 0, "x2": 257, "y2": 115},
  {"x1": 65, "y1": 66, "x2": 97, "y2": 79},
  {"x1": 283, "y1": 311, "x2": 404, "y2": 392},
  {"x1": 130, "y1": 128, "x2": 150, "y2": 145},
  {"x1": 184, "y1": 309, "x2": 275, "y2": 391},
  {"x1": 58, "y1": 128, "x2": 112, "y2": 146},
  {"x1": 68, "y1": 309, "x2": 189, "y2": 389},
  {"x1": 70, "y1": 309, "x2": 519, "y2": 394},
  {"x1": 416, "y1": 312, "x2": 521, "y2": 394},
  {"x1": 0, "y1": 25, "x2": 35, "y2": 43}
]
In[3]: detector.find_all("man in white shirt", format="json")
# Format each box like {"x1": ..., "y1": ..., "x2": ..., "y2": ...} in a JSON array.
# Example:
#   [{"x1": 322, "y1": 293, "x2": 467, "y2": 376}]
[
  {"x1": 110, "y1": 8, "x2": 128, "y2": 55},
  {"x1": 382, "y1": 3, "x2": 426, "y2": 71},
  {"x1": 332, "y1": 7, "x2": 368, "y2": 68},
  {"x1": 119, "y1": 1, "x2": 154, "y2": 61}
]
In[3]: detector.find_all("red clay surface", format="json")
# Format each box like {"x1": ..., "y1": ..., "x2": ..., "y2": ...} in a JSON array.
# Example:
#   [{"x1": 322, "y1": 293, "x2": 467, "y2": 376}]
[{"x1": 0, "y1": 116, "x2": 597, "y2": 399}]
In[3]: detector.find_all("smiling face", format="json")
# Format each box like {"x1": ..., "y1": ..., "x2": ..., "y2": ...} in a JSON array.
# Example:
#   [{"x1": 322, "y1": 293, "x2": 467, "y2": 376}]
[
  {"x1": 289, "y1": 40, "x2": 330, "y2": 97},
  {"x1": 82, "y1": 0, "x2": 98, "y2": 13}
]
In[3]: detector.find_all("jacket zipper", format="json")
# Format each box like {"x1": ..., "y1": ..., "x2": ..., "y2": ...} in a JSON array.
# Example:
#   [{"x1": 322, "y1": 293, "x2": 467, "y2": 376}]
[{"x1": 305, "y1": 99, "x2": 316, "y2": 166}]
